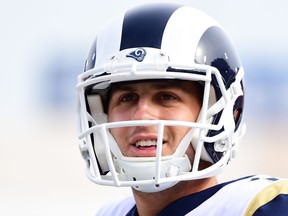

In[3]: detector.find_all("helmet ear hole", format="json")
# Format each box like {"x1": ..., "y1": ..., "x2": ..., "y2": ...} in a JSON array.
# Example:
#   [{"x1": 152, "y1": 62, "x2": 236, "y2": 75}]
[
  {"x1": 233, "y1": 96, "x2": 244, "y2": 131},
  {"x1": 234, "y1": 108, "x2": 241, "y2": 123}
]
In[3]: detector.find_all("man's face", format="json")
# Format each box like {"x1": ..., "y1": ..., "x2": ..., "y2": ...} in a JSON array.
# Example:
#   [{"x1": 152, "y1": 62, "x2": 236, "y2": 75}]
[{"x1": 107, "y1": 81, "x2": 202, "y2": 157}]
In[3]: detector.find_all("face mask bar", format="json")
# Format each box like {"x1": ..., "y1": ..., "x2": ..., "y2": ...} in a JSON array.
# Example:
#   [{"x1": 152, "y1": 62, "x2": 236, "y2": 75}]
[{"x1": 76, "y1": 60, "x2": 244, "y2": 192}]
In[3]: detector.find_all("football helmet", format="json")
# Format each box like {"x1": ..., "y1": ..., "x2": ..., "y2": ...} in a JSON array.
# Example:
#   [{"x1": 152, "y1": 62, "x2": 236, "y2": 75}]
[{"x1": 76, "y1": 3, "x2": 245, "y2": 192}]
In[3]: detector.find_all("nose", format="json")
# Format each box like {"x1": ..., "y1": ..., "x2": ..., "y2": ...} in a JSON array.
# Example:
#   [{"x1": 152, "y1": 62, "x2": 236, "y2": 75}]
[{"x1": 131, "y1": 98, "x2": 158, "y2": 120}]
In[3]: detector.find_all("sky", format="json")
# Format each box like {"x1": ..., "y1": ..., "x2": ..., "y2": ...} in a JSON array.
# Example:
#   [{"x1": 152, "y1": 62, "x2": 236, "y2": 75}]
[{"x1": 1, "y1": 0, "x2": 288, "y2": 215}]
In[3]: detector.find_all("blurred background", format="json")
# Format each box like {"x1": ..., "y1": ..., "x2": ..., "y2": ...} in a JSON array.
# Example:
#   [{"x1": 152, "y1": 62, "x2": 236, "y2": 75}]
[{"x1": 1, "y1": 0, "x2": 287, "y2": 215}]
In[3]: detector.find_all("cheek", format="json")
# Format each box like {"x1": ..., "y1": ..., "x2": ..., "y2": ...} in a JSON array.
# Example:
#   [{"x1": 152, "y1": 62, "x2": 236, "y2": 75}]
[
  {"x1": 167, "y1": 109, "x2": 199, "y2": 122},
  {"x1": 109, "y1": 127, "x2": 127, "y2": 152},
  {"x1": 166, "y1": 126, "x2": 192, "y2": 148},
  {"x1": 108, "y1": 109, "x2": 127, "y2": 149},
  {"x1": 108, "y1": 108, "x2": 128, "y2": 122},
  {"x1": 110, "y1": 127, "x2": 120, "y2": 140},
  {"x1": 108, "y1": 108, "x2": 117, "y2": 122},
  {"x1": 182, "y1": 103, "x2": 201, "y2": 122}
]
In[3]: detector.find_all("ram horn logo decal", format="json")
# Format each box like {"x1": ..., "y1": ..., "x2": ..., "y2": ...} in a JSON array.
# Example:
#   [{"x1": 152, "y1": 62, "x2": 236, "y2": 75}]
[{"x1": 126, "y1": 48, "x2": 147, "y2": 62}]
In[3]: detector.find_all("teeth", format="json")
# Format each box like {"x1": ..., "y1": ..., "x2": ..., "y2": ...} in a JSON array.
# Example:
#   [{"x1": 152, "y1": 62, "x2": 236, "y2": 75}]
[{"x1": 135, "y1": 140, "x2": 157, "y2": 147}]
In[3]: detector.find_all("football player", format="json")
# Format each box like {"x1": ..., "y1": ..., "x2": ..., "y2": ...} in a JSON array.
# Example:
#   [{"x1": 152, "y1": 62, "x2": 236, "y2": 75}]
[{"x1": 76, "y1": 3, "x2": 288, "y2": 215}]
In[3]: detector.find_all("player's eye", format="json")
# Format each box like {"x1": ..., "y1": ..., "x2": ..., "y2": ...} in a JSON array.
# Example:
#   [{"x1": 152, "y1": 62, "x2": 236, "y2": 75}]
[
  {"x1": 157, "y1": 92, "x2": 177, "y2": 101},
  {"x1": 120, "y1": 93, "x2": 138, "y2": 103}
]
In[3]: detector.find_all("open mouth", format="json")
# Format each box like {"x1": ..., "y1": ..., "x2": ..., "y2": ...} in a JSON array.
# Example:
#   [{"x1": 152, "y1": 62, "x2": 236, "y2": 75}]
[
  {"x1": 135, "y1": 140, "x2": 158, "y2": 149},
  {"x1": 131, "y1": 139, "x2": 167, "y2": 156}
]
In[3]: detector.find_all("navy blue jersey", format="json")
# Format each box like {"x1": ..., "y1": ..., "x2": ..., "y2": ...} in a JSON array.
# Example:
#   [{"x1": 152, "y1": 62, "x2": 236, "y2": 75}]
[{"x1": 96, "y1": 175, "x2": 288, "y2": 216}]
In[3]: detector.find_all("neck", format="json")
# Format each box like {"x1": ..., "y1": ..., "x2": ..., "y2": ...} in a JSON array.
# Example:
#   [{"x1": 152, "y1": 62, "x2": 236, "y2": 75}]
[{"x1": 132, "y1": 177, "x2": 218, "y2": 216}]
